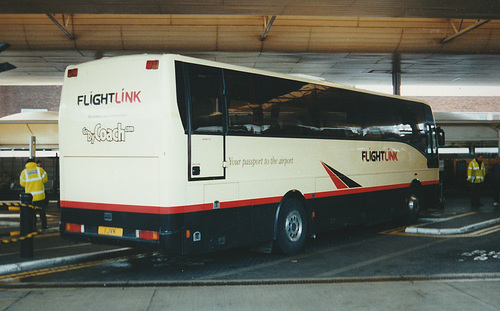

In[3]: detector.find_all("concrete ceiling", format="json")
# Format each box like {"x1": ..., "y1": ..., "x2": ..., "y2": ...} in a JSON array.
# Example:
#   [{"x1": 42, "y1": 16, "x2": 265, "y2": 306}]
[{"x1": 1, "y1": 1, "x2": 500, "y2": 88}]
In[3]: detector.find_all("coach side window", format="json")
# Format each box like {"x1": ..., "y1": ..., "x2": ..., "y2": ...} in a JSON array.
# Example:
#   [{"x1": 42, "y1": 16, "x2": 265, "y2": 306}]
[
  {"x1": 225, "y1": 70, "x2": 262, "y2": 134},
  {"x1": 316, "y1": 88, "x2": 362, "y2": 138},
  {"x1": 175, "y1": 62, "x2": 188, "y2": 131},
  {"x1": 186, "y1": 63, "x2": 224, "y2": 133},
  {"x1": 402, "y1": 103, "x2": 427, "y2": 154},
  {"x1": 256, "y1": 76, "x2": 313, "y2": 137}
]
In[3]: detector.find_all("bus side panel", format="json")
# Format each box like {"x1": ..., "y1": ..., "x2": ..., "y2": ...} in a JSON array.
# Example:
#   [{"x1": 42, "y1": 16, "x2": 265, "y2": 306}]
[
  {"x1": 310, "y1": 188, "x2": 406, "y2": 233},
  {"x1": 422, "y1": 183, "x2": 441, "y2": 209},
  {"x1": 180, "y1": 203, "x2": 277, "y2": 254},
  {"x1": 61, "y1": 157, "x2": 160, "y2": 207}
]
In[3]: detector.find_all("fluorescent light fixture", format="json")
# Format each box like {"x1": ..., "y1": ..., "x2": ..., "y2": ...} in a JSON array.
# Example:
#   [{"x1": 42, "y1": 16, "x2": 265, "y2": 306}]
[
  {"x1": 439, "y1": 148, "x2": 470, "y2": 154},
  {"x1": 475, "y1": 147, "x2": 499, "y2": 154}
]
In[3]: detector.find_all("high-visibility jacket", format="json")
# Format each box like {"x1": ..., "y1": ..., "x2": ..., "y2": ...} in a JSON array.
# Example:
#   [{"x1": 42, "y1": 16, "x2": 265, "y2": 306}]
[
  {"x1": 19, "y1": 162, "x2": 48, "y2": 201},
  {"x1": 467, "y1": 158, "x2": 486, "y2": 184}
]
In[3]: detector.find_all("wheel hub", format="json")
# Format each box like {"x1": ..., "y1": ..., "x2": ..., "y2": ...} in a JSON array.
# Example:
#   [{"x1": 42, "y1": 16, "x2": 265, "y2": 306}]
[
  {"x1": 408, "y1": 195, "x2": 420, "y2": 213},
  {"x1": 285, "y1": 210, "x2": 303, "y2": 242}
]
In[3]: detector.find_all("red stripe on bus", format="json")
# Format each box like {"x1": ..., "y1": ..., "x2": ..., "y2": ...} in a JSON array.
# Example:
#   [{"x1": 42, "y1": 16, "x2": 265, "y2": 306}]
[
  {"x1": 320, "y1": 162, "x2": 349, "y2": 189},
  {"x1": 60, "y1": 196, "x2": 283, "y2": 215},
  {"x1": 421, "y1": 180, "x2": 440, "y2": 186},
  {"x1": 60, "y1": 180, "x2": 439, "y2": 215}
]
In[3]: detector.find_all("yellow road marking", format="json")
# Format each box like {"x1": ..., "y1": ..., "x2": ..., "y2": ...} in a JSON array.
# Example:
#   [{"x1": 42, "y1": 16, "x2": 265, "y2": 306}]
[
  {"x1": 0, "y1": 252, "x2": 152, "y2": 282},
  {"x1": 0, "y1": 260, "x2": 109, "y2": 282}
]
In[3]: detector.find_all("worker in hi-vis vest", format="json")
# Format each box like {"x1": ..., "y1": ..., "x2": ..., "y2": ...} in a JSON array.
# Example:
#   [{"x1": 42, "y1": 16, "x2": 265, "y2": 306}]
[
  {"x1": 20, "y1": 158, "x2": 48, "y2": 229},
  {"x1": 467, "y1": 154, "x2": 486, "y2": 209}
]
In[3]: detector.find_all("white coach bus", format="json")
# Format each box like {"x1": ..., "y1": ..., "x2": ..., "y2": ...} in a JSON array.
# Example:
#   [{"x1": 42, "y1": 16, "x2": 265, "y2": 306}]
[{"x1": 59, "y1": 54, "x2": 444, "y2": 255}]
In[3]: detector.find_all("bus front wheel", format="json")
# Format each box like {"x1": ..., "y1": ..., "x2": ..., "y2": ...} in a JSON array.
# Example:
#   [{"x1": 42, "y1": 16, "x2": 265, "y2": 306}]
[
  {"x1": 276, "y1": 198, "x2": 307, "y2": 255},
  {"x1": 405, "y1": 187, "x2": 421, "y2": 224}
]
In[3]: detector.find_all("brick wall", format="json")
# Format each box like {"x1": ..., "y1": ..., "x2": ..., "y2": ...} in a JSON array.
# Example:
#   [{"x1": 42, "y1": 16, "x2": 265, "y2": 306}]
[
  {"x1": 0, "y1": 85, "x2": 61, "y2": 118},
  {"x1": 415, "y1": 96, "x2": 500, "y2": 112}
]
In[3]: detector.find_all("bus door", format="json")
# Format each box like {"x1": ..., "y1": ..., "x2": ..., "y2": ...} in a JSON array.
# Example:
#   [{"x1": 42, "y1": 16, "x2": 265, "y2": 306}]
[
  {"x1": 185, "y1": 63, "x2": 226, "y2": 180},
  {"x1": 426, "y1": 124, "x2": 440, "y2": 168}
]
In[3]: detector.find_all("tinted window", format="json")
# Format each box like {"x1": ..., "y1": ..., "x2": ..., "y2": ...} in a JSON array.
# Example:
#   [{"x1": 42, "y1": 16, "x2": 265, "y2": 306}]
[
  {"x1": 176, "y1": 63, "x2": 224, "y2": 133},
  {"x1": 189, "y1": 64, "x2": 224, "y2": 133},
  {"x1": 175, "y1": 62, "x2": 187, "y2": 130},
  {"x1": 176, "y1": 61, "x2": 431, "y2": 154},
  {"x1": 226, "y1": 70, "x2": 319, "y2": 137},
  {"x1": 226, "y1": 70, "x2": 313, "y2": 136},
  {"x1": 316, "y1": 88, "x2": 362, "y2": 138},
  {"x1": 225, "y1": 70, "x2": 263, "y2": 134}
]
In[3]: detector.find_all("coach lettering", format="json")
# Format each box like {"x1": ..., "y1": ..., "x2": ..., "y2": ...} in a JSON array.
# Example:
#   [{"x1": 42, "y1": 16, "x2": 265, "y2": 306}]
[
  {"x1": 77, "y1": 90, "x2": 142, "y2": 106},
  {"x1": 82, "y1": 123, "x2": 135, "y2": 144},
  {"x1": 361, "y1": 150, "x2": 399, "y2": 162}
]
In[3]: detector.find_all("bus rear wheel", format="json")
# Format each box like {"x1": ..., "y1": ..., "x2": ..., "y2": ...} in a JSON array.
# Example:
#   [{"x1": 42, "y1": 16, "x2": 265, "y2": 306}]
[{"x1": 276, "y1": 198, "x2": 307, "y2": 255}]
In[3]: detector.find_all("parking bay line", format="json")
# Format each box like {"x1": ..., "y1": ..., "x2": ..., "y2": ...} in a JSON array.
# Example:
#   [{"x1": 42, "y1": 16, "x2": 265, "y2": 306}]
[
  {"x1": 199, "y1": 235, "x2": 394, "y2": 280},
  {"x1": 315, "y1": 239, "x2": 447, "y2": 278}
]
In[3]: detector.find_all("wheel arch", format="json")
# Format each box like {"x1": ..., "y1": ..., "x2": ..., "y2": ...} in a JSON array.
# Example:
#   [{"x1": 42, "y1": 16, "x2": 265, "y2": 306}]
[
  {"x1": 410, "y1": 179, "x2": 423, "y2": 191},
  {"x1": 273, "y1": 190, "x2": 309, "y2": 240},
  {"x1": 408, "y1": 179, "x2": 424, "y2": 205}
]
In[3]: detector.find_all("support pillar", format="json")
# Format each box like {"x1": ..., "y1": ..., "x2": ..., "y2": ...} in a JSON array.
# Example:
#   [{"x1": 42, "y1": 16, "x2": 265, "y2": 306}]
[
  {"x1": 29, "y1": 136, "x2": 36, "y2": 159},
  {"x1": 392, "y1": 54, "x2": 401, "y2": 96},
  {"x1": 392, "y1": 71, "x2": 401, "y2": 96},
  {"x1": 497, "y1": 129, "x2": 500, "y2": 157}
]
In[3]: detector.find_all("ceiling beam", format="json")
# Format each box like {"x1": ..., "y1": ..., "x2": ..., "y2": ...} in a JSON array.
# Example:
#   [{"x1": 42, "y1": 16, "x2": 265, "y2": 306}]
[
  {"x1": 441, "y1": 19, "x2": 491, "y2": 44},
  {"x1": 260, "y1": 16, "x2": 276, "y2": 41},
  {"x1": 46, "y1": 14, "x2": 75, "y2": 40}
]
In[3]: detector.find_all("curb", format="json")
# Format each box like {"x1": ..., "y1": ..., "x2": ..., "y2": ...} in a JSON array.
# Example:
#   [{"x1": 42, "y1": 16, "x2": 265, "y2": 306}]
[
  {"x1": 405, "y1": 217, "x2": 500, "y2": 235},
  {"x1": 0, "y1": 247, "x2": 132, "y2": 276}
]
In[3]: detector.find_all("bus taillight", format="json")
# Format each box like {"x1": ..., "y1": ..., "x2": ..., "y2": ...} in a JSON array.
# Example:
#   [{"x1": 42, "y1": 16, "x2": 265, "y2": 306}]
[
  {"x1": 136, "y1": 230, "x2": 159, "y2": 241},
  {"x1": 65, "y1": 223, "x2": 84, "y2": 233},
  {"x1": 146, "y1": 60, "x2": 159, "y2": 70},
  {"x1": 67, "y1": 68, "x2": 78, "y2": 78}
]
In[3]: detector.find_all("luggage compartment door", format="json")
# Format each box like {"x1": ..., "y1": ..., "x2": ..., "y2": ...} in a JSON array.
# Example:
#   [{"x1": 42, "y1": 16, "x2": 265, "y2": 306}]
[{"x1": 190, "y1": 134, "x2": 225, "y2": 180}]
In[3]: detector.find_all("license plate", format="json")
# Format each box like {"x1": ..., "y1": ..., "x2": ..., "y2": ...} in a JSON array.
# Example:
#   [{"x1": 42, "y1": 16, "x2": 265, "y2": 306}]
[{"x1": 98, "y1": 226, "x2": 123, "y2": 237}]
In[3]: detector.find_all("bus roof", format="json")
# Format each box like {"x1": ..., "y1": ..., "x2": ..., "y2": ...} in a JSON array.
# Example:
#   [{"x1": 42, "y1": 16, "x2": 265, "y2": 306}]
[{"x1": 67, "y1": 53, "x2": 431, "y2": 108}]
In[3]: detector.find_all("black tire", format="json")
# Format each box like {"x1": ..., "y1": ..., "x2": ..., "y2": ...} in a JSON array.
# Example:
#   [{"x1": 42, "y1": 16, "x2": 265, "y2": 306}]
[
  {"x1": 276, "y1": 198, "x2": 308, "y2": 255},
  {"x1": 405, "y1": 187, "x2": 421, "y2": 224}
]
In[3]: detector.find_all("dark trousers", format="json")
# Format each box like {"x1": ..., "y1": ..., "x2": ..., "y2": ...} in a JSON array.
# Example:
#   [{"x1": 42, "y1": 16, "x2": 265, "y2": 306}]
[
  {"x1": 33, "y1": 198, "x2": 48, "y2": 228},
  {"x1": 470, "y1": 182, "x2": 483, "y2": 208}
]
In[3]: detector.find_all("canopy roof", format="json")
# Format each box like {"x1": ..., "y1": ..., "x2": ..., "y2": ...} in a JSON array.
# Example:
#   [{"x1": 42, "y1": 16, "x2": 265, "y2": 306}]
[{"x1": 0, "y1": 111, "x2": 58, "y2": 148}]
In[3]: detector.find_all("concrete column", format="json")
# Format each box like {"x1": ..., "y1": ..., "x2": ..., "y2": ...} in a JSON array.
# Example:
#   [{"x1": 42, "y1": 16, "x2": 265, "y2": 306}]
[
  {"x1": 392, "y1": 71, "x2": 401, "y2": 96},
  {"x1": 498, "y1": 129, "x2": 500, "y2": 157},
  {"x1": 29, "y1": 136, "x2": 36, "y2": 159},
  {"x1": 392, "y1": 54, "x2": 401, "y2": 96}
]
